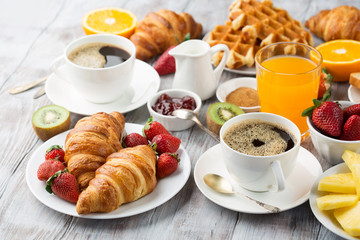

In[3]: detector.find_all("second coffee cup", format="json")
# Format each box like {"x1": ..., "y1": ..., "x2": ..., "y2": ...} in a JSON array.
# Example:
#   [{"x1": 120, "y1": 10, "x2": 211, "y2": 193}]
[
  {"x1": 51, "y1": 34, "x2": 136, "y2": 103},
  {"x1": 219, "y1": 112, "x2": 301, "y2": 192}
]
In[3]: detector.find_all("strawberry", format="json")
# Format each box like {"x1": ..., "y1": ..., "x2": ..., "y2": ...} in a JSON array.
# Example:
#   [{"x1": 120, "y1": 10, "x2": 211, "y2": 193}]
[
  {"x1": 37, "y1": 160, "x2": 65, "y2": 181},
  {"x1": 143, "y1": 117, "x2": 171, "y2": 141},
  {"x1": 156, "y1": 153, "x2": 181, "y2": 179},
  {"x1": 45, "y1": 145, "x2": 65, "y2": 162},
  {"x1": 153, "y1": 46, "x2": 176, "y2": 76},
  {"x1": 46, "y1": 170, "x2": 79, "y2": 203},
  {"x1": 151, "y1": 134, "x2": 181, "y2": 154},
  {"x1": 343, "y1": 104, "x2": 360, "y2": 121},
  {"x1": 317, "y1": 69, "x2": 333, "y2": 99},
  {"x1": 311, "y1": 101, "x2": 343, "y2": 137},
  {"x1": 124, "y1": 133, "x2": 149, "y2": 148},
  {"x1": 340, "y1": 115, "x2": 360, "y2": 141}
]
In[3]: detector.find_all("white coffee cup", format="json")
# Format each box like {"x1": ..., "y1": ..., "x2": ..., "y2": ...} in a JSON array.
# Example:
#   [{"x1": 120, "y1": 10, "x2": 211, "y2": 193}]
[
  {"x1": 220, "y1": 112, "x2": 301, "y2": 192},
  {"x1": 51, "y1": 34, "x2": 136, "y2": 103}
]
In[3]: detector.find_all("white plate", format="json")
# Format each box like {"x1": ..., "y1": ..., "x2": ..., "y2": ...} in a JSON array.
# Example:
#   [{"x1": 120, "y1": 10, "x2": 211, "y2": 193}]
[
  {"x1": 348, "y1": 85, "x2": 360, "y2": 103},
  {"x1": 203, "y1": 33, "x2": 256, "y2": 76},
  {"x1": 26, "y1": 123, "x2": 191, "y2": 219},
  {"x1": 194, "y1": 144, "x2": 322, "y2": 214},
  {"x1": 45, "y1": 60, "x2": 160, "y2": 115},
  {"x1": 310, "y1": 163, "x2": 359, "y2": 240}
]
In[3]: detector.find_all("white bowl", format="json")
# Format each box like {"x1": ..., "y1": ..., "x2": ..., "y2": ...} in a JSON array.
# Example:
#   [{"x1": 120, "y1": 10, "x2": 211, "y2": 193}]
[
  {"x1": 216, "y1": 77, "x2": 260, "y2": 112},
  {"x1": 307, "y1": 100, "x2": 360, "y2": 165},
  {"x1": 147, "y1": 89, "x2": 202, "y2": 131}
]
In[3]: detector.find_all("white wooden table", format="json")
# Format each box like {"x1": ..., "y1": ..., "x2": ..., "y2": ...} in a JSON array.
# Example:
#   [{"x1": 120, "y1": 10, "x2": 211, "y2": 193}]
[{"x1": 1, "y1": 0, "x2": 358, "y2": 239}]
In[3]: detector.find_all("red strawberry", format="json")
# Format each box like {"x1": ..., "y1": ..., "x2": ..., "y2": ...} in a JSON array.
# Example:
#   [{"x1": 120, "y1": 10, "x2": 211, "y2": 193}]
[
  {"x1": 46, "y1": 170, "x2": 79, "y2": 203},
  {"x1": 37, "y1": 160, "x2": 65, "y2": 181},
  {"x1": 317, "y1": 70, "x2": 333, "y2": 99},
  {"x1": 151, "y1": 134, "x2": 181, "y2": 154},
  {"x1": 45, "y1": 145, "x2": 65, "y2": 162},
  {"x1": 156, "y1": 153, "x2": 181, "y2": 178},
  {"x1": 340, "y1": 115, "x2": 360, "y2": 141},
  {"x1": 312, "y1": 101, "x2": 343, "y2": 137},
  {"x1": 124, "y1": 133, "x2": 149, "y2": 148},
  {"x1": 343, "y1": 104, "x2": 360, "y2": 121},
  {"x1": 143, "y1": 117, "x2": 171, "y2": 141},
  {"x1": 153, "y1": 46, "x2": 176, "y2": 76}
]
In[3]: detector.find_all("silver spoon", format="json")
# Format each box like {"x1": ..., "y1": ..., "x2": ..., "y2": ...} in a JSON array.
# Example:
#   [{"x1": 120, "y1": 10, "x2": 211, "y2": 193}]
[
  {"x1": 203, "y1": 173, "x2": 281, "y2": 213},
  {"x1": 8, "y1": 75, "x2": 48, "y2": 94},
  {"x1": 172, "y1": 109, "x2": 220, "y2": 142}
]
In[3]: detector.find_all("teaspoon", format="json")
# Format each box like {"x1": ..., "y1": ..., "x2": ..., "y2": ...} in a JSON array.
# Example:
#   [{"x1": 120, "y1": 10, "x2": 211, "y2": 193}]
[
  {"x1": 172, "y1": 109, "x2": 220, "y2": 142},
  {"x1": 203, "y1": 173, "x2": 281, "y2": 213}
]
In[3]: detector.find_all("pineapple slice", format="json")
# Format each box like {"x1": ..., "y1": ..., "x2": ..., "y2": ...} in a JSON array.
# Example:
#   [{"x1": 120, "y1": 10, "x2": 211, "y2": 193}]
[
  {"x1": 318, "y1": 173, "x2": 356, "y2": 194},
  {"x1": 316, "y1": 194, "x2": 358, "y2": 210},
  {"x1": 342, "y1": 150, "x2": 360, "y2": 195},
  {"x1": 334, "y1": 201, "x2": 360, "y2": 237}
]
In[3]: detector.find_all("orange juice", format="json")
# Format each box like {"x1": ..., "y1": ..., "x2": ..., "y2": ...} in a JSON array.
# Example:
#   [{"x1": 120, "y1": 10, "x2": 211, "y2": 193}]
[{"x1": 257, "y1": 55, "x2": 321, "y2": 133}]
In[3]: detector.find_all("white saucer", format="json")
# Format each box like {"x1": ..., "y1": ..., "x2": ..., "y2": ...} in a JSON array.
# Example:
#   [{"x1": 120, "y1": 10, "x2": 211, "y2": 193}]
[
  {"x1": 194, "y1": 144, "x2": 323, "y2": 214},
  {"x1": 310, "y1": 163, "x2": 359, "y2": 240},
  {"x1": 45, "y1": 59, "x2": 160, "y2": 115},
  {"x1": 348, "y1": 85, "x2": 360, "y2": 103}
]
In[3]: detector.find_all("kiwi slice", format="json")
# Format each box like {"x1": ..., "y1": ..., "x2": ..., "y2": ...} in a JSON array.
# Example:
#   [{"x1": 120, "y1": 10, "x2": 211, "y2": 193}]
[
  {"x1": 32, "y1": 105, "x2": 71, "y2": 141},
  {"x1": 206, "y1": 102, "x2": 244, "y2": 135}
]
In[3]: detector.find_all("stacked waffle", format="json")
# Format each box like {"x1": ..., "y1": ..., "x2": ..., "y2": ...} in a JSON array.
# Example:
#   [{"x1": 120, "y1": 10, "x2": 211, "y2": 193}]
[{"x1": 206, "y1": 0, "x2": 313, "y2": 69}]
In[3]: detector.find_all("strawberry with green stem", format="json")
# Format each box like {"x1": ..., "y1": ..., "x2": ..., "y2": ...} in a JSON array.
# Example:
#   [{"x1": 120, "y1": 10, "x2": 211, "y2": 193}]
[{"x1": 46, "y1": 169, "x2": 79, "y2": 203}]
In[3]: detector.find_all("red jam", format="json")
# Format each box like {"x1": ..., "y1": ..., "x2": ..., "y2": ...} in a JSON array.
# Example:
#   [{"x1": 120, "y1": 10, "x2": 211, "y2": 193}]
[{"x1": 152, "y1": 93, "x2": 197, "y2": 116}]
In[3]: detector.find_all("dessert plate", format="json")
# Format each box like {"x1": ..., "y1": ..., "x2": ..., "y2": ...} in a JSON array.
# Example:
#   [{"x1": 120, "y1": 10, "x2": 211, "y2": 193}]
[
  {"x1": 45, "y1": 60, "x2": 160, "y2": 115},
  {"x1": 194, "y1": 144, "x2": 322, "y2": 214},
  {"x1": 310, "y1": 163, "x2": 358, "y2": 240},
  {"x1": 26, "y1": 123, "x2": 191, "y2": 219},
  {"x1": 348, "y1": 85, "x2": 360, "y2": 103}
]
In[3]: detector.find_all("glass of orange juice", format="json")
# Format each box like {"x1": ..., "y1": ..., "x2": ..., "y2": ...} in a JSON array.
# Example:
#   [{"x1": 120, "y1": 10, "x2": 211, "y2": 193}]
[{"x1": 255, "y1": 42, "x2": 322, "y2": 134}]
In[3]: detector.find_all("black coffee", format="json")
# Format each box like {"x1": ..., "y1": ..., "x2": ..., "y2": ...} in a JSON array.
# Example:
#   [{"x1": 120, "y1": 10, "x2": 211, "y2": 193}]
[
  {"x1": 223, "y1": 119, "x2": 295, "y2": 156},
  {"x1": 68, "y1": 42, "x2": 130, "y2": 68}
]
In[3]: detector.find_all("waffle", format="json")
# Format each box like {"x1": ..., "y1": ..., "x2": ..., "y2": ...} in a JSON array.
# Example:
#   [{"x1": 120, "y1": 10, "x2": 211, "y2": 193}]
[{"x1": 206, "y1": 0, "x2": 313, "y2": 69}]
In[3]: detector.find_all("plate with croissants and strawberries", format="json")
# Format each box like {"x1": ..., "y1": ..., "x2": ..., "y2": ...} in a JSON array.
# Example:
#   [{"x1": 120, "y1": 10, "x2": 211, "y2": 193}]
[{"x1": 26, "y1": 111, "x2": 191, "y2": 219}]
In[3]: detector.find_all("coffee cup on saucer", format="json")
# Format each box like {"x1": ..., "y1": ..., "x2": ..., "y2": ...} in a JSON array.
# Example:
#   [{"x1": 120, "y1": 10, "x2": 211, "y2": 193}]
[
  {"x1": 51, "y1": 34, "x2": 136, "y2": 104},
  {"x1": 219, "y1": 112, "x2": 301, "y2": 192}
]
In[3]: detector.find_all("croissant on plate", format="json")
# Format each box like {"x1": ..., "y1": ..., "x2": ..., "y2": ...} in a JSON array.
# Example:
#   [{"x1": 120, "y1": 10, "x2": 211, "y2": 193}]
[
  {"x1": 76, "y1": 145, "x2": 157, "y2": 214},
  {"x1": 64, "y1": 111, "x2": 125, "y2": 191},
  {"x1": 130, "y1": 9, "x2": 203, "y2": 61},
  {"x1": 305, "y1": 5, "x2": 360, "y2": 41}
]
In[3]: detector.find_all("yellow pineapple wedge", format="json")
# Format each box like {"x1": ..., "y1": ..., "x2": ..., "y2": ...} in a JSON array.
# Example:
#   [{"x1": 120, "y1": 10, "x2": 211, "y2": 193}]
[
  {"x1": 342, "y1": 150, "x2": 360, "y2": 195},
  {"x1": 316, "y1": 194, "x2": 358, "y2": 210},
  {"x1": 318, "y1": 173, "x2": 356, "y2": 194},
  {"x1": 334, "y1": 201, "x2": 360, "y2": 237}
]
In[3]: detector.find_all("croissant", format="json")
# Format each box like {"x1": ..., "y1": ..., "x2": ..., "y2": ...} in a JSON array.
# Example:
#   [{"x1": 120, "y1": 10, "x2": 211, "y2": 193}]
[
  {"x1": 76, "y1": 145, "x2": 157, "y2": 214},
  {"x1": 305, "y1": 5, "x2": 360, "y2": 41},
  {"x1": 65, "y1": 111, "x2": 125, "y2": 191},
  {"x1": 130, "y1": 9, "x2": 203, "y2": 61}
]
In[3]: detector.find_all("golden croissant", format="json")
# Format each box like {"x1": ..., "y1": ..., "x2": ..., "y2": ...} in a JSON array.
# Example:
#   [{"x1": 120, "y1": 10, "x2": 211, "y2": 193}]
[
  {"x1": 64, "y1": 111, "x2": 125, "y2": 191},
  {"x1": 305, "y1": 5, "x2": 360, "y2": 41},
  {"x1": 130, "y1": 9, "x2": 203, "y2": 61},
  {"x1": 76, "y1": 145, "x2": 157, "y2": 214}
]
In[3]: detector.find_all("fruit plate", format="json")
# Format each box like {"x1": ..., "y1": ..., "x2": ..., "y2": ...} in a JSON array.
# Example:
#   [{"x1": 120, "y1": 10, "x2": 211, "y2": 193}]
[
  {"x1": 348, "y1": 85, "x2": 360, "y2": 104},
  {"x1": 26, "y1": 123, "x2": 191, "y2": 219},
  {"x1": 309, "y1": 163, "x2": 359, "y2": 240}
]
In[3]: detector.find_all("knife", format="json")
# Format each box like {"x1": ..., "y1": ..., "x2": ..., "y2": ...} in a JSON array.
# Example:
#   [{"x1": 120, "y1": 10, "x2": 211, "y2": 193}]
[
  {"x1": 8, "y1": 75, "x2": 48, "y2": 94},
  {"x1": 33, "y1": 85, "x2": 46, "y2": 99}
]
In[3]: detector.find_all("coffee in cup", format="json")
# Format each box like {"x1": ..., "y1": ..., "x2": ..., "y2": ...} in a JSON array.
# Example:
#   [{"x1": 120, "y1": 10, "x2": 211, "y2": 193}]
[{"x1": 220, "y1": 112, "x2": 301, "y2": 192}]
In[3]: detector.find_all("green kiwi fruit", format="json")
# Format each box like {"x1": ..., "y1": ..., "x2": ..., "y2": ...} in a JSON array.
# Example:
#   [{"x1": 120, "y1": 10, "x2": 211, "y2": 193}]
[
  {"x1": 206, "y1": 102, "x2": 244, "y2": 135},
  {"x1": 32, "y1": 105, "x2": 71, "y2": 141}
]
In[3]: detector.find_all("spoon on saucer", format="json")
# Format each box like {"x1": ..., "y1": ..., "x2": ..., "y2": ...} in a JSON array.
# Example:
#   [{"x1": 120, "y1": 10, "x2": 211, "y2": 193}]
[
  {"x1": 203, "y1": 173, "x2": 281, "y2": 213},
  {"x1": 172, "y1": 109, "x2": 220, "y2": 142}
]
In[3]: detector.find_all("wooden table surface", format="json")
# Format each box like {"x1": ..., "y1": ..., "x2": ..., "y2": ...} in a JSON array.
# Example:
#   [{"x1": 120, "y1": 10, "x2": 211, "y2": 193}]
[{"x1": 1, "y1": 0, "x2": 359, "y2": 239}]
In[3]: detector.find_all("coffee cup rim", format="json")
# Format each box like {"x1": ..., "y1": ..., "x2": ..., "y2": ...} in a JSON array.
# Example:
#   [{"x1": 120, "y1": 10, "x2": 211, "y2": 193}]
[
  {"x1": 63, "y1": 34, "x2": 136, "y2": 71},
  {"x1": 219, "y1": 112, "x2": 301, "y2": 159}
]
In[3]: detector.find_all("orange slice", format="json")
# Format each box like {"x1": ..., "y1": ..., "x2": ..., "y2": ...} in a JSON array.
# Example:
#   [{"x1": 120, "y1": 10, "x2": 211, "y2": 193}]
[
  {"x1": 82, "y1": 8, "x2": 137, "y2": 38},
  {"x1": 315, "y1": 40, "x2": 360, "y2": 82}
]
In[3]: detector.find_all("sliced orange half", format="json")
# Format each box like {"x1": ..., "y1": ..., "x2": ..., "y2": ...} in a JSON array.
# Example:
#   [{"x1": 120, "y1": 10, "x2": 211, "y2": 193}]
[
  {"x1": 315, "y1": 40, "x2": 360, "y2": 82},
  {"x1": 82, "y1": 8, "x2": 137, "y2": 38}
]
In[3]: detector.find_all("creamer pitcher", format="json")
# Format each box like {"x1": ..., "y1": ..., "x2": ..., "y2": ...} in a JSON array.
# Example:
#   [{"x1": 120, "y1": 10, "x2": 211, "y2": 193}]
[{"x1": 169, "y1": 40, "x2": 229, "y2": 100}]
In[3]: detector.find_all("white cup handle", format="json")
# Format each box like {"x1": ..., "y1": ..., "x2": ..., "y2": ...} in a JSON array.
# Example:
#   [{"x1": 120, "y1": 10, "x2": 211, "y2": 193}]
[
  {"x1": 210, "y1": 44, "x2": 229, "y2": 82},
  {"x1": 51, "y1": 55, "x2": 70, "y2": 84},
  {"x1": 270, "y1": 160, "x2": 286, "y2": 192}
]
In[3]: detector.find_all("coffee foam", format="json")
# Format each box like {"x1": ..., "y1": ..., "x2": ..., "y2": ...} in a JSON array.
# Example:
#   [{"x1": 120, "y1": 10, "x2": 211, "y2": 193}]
[{"x1": 68, "y1": 42, "x2": 106, "y2": 68}]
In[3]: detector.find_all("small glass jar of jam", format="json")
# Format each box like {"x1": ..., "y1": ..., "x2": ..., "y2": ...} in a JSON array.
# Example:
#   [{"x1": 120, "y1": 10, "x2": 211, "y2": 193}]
[{"x1": 152, "y1": 93, "x2": 197, "y2": 116}]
